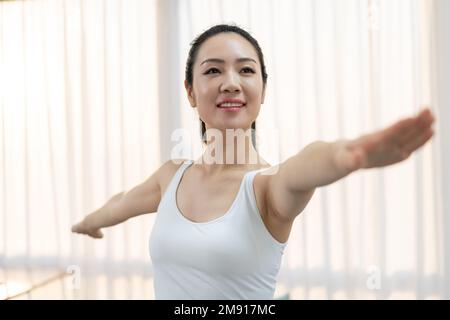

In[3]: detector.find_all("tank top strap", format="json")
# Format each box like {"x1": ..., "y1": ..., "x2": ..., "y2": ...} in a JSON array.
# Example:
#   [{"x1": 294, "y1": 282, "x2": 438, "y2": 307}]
[
  {"x1": 242, "y1": 167, "x2": 269, "y2": 200},
  {"x1": 244, "y1": 166, "x2": 272, "y2": 183},
  {"x1": 172, "y1": 159, "x2": 194, "y2": 185},
  {"x1": 163, "y1": 159, "x2": 194, "y2": 200}
]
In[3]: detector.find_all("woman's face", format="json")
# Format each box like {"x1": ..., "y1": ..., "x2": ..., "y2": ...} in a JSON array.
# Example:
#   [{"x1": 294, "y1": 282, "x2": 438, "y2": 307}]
[{"x1": 185, "y1": 32, "x2": 266, "y2": 133}]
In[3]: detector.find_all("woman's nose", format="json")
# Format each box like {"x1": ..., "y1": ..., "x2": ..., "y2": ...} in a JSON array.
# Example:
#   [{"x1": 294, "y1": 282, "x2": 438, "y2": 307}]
[{"x1": 220, "y1": 72, "x2": 241, "y2": 92}]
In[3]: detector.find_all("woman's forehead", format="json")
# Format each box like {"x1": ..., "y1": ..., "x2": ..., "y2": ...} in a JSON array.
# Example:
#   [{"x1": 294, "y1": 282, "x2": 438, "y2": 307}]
[{"x1": 196, "y1": 33, "x2": 259, "y2": 65}]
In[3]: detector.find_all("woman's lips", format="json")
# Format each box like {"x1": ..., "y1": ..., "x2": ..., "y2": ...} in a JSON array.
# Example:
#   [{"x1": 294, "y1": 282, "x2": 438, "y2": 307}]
[
  {"x1": 217, "y1": 103, "x2": 246, "y2": 112},
  {"x1": 217, "y1": 106, "x2": 244, "y2": 112}
]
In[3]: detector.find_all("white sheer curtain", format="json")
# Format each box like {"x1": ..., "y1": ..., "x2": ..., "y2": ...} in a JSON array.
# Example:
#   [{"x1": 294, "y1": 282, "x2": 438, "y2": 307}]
[{"x1": 1, "y1": 0, "x2": 448, "y2": 299}]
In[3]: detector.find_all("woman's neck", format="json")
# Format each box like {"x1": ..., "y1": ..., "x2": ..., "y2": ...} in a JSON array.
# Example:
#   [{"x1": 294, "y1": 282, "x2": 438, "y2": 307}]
[{"x1": 193, "y1": 138, "x2": 267, "y2": 175}]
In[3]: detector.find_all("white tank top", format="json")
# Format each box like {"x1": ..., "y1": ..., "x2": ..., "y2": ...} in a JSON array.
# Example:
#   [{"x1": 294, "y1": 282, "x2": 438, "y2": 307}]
[{"x1": 149, "y1": 159, "x2": 287, "y2": 299}]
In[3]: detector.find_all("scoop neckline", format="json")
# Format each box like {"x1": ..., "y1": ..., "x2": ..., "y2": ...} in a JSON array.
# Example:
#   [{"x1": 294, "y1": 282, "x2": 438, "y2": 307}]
[{"x1": 174, "y1": 160, "x2": 262, "y2": 225}]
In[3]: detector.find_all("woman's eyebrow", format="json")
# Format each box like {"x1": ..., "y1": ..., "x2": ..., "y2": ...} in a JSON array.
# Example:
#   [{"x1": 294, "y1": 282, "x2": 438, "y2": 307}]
[{"x1": 200, "y1": 58, "x2": 257, "y2": 66}]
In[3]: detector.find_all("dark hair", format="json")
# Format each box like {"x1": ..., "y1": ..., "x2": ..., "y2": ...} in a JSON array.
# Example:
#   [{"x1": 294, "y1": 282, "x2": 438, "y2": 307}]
[{"x1": 185, "y1": 24, "x2": 268, "y2": 149}]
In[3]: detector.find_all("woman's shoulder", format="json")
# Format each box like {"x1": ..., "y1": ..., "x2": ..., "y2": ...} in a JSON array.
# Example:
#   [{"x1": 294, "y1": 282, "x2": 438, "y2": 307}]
[
  {"x1": 159, "y1": 158, "x2": 190, "y2": 179},
  {"x1": 157, "y1": 158, "x2": 190, "y2": 196},
  {"x1": 247, "y1": 157, "x2": 272, "y2": 172}
]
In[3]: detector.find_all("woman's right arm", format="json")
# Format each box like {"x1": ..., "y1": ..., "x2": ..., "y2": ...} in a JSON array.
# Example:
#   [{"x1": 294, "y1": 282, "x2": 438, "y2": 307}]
[{"x1": 71, "y1": 160, "x2": 173, "y2": 239}]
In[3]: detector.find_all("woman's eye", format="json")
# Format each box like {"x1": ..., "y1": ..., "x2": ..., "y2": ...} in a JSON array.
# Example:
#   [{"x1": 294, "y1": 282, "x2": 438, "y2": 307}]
[
  {"x1": 204, "y1": 67, "x2": 255, "y2": 75},
  {"x1": 241, "y1": 67, "x2": 255, "y2": 74},
  {"x1": 205, "y1": 68, "x2": 220, "y2": 74}
]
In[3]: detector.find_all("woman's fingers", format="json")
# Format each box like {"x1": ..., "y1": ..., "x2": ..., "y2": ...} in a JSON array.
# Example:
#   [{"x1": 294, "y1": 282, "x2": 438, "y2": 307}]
[
  {"x1": 382, "y1": 116, "x2": 419, "y2": 147},
  {"x1": 71, "y1": 223, "x2": 82, "y2": 233},
  {"x1": 402, "y1": 127, "x2": 434, "y2": 156},
  {"x1": 343, "y1": 107, "x2": 435, "y2": 169},
  {"x1": 71, "y1": 221, "x2": 103, "y2": 239},
  {"x1": 90, "y1": 229, "x2": 104, "y2": 239},
  {"x1": 397, "y1": 108, "x2": 435, "y2": 148}
]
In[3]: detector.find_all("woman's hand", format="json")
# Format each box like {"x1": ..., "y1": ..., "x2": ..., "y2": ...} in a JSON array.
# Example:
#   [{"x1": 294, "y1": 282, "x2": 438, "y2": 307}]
[
  {"x1": 71, "y1": 219, "x2": 104, "y2": 239},
  {"x1": 334, "y1": 108, "x2": 435, "y2": 172}
]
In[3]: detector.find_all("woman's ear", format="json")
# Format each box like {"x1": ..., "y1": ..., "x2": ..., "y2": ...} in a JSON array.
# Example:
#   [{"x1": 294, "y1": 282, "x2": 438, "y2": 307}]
[{"x1": 184, "y1": 80, "x2": 196, "y2": 108}]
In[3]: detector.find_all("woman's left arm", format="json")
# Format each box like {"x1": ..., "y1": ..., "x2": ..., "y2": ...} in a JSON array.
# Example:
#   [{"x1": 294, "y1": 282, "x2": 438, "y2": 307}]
[{"x1": 266, "y1": 108, "x2": 435, "y2": 221}]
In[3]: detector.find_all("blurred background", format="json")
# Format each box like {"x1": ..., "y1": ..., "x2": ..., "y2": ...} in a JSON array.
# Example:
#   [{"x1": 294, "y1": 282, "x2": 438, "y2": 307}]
[{"x1": 0, "y1": 0, "x2": 449, "y2": 299}]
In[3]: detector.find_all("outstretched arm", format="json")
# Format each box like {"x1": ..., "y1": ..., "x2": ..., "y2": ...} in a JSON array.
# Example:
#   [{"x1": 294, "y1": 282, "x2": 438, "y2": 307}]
[
  {"x1": 71, "y1": 160, "x2": 167, "y2": 239},
  {"x1": 266, "y1": 108, "x2": 435, "y2": 221}
]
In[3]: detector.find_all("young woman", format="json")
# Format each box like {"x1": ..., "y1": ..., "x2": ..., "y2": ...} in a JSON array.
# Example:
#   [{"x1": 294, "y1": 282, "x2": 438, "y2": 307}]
[{"x1": 72, "y1": 24, "x2": 435, "y2": 299}]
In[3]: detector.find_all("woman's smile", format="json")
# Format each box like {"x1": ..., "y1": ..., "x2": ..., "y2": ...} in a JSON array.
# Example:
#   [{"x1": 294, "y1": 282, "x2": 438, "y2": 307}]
[{"x1": 216, "y1": 98, "x2": 247, "y2": 112}]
